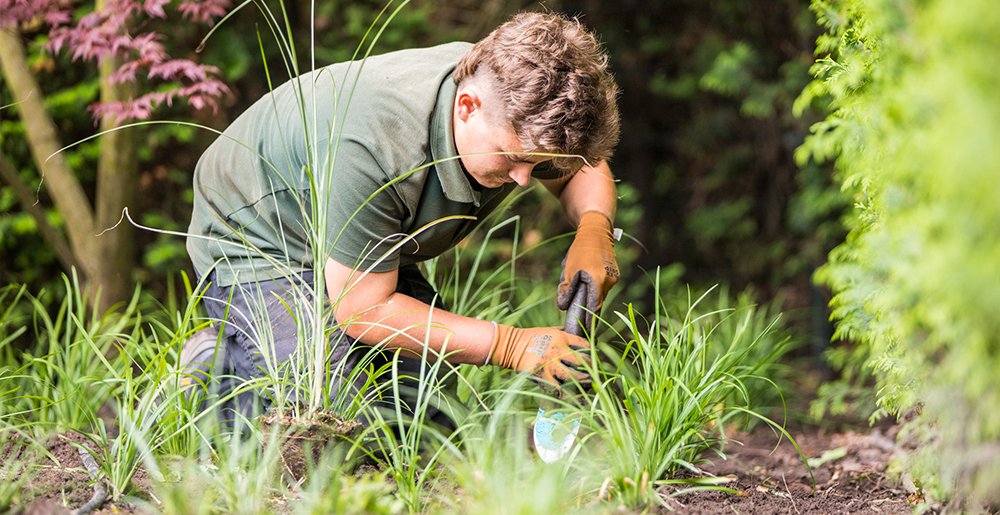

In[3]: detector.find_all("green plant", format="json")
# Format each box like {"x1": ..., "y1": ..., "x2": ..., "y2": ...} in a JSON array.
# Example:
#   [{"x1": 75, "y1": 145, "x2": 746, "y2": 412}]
[
  {"x1": 290, "y1": 440, "x2": 402, "y2": 515},
  {"x1": 73, "y1": 286, "x2": 210, "y2": 501},
  {"x1": 581, "y1": 272, "x2": 803, "y2": 508},
  {"x1": 362, "y1": 346, "x2": 465, "y2": 513},
  {"x1": 674, "y1": 284, "x2": 795, "y2": 414},
  {"x1": 150, "y1": 418, "x2": 286, "y2": 514},
  {"x1": 1, "y1": 273, "x2": 137, "y2": 434},
  {"x1": 440, "y1": 377, "x2": 585, "y2": 515}
]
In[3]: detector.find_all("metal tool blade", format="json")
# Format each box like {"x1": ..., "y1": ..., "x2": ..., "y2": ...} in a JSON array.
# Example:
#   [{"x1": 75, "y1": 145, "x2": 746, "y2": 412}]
[
  {"x1": 533, "y1": 284, "x2": 588, "y2": 462},
  {"x1": 533, "y1": 408, "x2": 581, "y2": 463}
]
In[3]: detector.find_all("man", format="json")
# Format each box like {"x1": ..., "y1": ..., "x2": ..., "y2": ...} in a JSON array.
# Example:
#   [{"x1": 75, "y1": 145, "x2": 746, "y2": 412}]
[{"x1": 184, "y1": 12, "x2": 621, "y2": 418}]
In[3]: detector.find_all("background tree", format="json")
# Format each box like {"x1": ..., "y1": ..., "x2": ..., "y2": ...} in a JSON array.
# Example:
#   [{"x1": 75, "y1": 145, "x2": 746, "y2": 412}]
[{"x1": 0, "y1": 0, "x2": 229, "y2": 311}]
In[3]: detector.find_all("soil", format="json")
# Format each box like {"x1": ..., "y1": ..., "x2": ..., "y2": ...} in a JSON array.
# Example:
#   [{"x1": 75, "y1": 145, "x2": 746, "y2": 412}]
[
  {"x1": 5, "y1": 432, "x2": 145, "y2": 515},
  {"x1": 664, "y1": 423, "x2": 920, "y2": 514},
  {"x1": 259, "y1": 410, "x2": 362, "y2": 481},
  {"x1": 7, "y1": 421, "x2": 919, "y2": 514}
]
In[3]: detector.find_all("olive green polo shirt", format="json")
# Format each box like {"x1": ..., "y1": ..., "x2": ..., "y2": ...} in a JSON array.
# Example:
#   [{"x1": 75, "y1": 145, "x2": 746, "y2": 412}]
[{"x1": 187, "y1": 42, "x2": 561, "y2": 287}]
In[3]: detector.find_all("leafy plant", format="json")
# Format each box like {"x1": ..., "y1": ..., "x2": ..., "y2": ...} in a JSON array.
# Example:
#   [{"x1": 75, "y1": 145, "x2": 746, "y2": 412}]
[{"x1": 581, "y1": 272, "x2": 803, "y2": 508}]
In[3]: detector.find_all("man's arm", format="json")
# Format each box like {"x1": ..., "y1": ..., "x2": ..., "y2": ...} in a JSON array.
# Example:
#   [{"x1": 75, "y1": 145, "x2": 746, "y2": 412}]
[
  {"x1": 539, "y1": 160, "x2": 620, "y2": 315},
  {"x1": 324, "y1": 257, "x2": 494, "y2": 364},
  {"x1": 539, "y1": 160, "x2": 617, "y2": 225},
  {"x1": 325, "y1": 257, "x2": 591, "y2": 384}
]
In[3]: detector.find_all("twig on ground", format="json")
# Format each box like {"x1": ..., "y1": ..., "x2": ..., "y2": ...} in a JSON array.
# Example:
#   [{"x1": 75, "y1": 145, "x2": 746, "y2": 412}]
[
  {"x1": 781, "y1": 471, "x2": 801, "y2": 515},
  {"x1": 70, "y1": 446, "x2": 108, "y2": 515}
]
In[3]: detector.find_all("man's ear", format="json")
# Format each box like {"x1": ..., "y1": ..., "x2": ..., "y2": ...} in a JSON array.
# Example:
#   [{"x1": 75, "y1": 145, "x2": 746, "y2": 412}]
[{"x1": 455, "y1": 87, "x2": 482, "y2": 123}]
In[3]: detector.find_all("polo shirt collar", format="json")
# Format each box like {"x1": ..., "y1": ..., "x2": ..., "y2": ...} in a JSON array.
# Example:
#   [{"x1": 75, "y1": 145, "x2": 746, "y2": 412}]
[{"x1": 430, "y1": 74, "x2": 481, "y2": 205}]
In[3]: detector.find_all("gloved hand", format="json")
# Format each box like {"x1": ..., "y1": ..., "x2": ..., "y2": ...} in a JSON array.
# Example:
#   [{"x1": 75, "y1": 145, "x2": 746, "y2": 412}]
[
  {"x1": 489, "y1": 324, "x2": 591, "y2": 387},
  {"x1": 557, "y1": 211, "x2": 619, "y2": 320}
]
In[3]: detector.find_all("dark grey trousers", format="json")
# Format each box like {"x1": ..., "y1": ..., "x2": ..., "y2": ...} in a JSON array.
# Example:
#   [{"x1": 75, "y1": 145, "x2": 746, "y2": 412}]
[{"x1": 200, "y1": 265, "x2": 452, "y2": 427}]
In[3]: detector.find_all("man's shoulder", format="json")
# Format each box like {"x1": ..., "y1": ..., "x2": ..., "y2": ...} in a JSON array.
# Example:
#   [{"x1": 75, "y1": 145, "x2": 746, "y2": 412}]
[
  {"x1": 337, "y1": 42, "x2": 469, "y2": 176},
  {"x1": 380, "y1": 41, "x2": 472, "y2": 60},
  {"x1": 340, "y1": 42, "x2": 470, "y2": 109},
  {"x1": 359, "y1": 41, "x2": 472, "y2": 69}
]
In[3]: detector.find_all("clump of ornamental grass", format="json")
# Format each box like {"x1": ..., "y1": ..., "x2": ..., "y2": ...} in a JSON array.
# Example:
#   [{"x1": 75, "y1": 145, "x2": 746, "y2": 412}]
[
  {"x1": 359, "y1": 343, "x2": 467, "y2": 513},
  {"x1": 669, "y1": 284, "x2": 795, "y2": 416},
  {"x1": 0, "y1": 272, "x2": 138, "y2": 436},
  {"x1": 150, "y1": 417, "x2": 286, "y2": 514},
  {"x1": 64, "y1": 273, "x2": 266, "y2": 502},
  {"x1": 576, "y1": 272, "x2": 805, "y2": 509}
]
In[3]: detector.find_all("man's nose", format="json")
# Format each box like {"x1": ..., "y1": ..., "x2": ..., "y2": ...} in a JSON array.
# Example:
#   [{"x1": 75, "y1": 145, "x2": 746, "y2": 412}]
[{"x1": 509, "y1": 164, "x2": 532, "y2": 187}]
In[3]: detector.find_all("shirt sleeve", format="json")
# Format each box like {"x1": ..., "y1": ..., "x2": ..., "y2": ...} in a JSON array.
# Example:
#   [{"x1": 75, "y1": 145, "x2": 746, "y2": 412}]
[{"x1": 323, "y1": 137, "x2": 407, "y2": 272}]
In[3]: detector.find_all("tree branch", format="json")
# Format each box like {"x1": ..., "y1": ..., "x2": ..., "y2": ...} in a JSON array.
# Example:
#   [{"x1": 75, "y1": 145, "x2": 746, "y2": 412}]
[
  {"x1": 0, "y1": 27, "x2": 97, "y2": 279},
  {"x1": 0, "y1": 155, "x2": 79, "y2": 273}
]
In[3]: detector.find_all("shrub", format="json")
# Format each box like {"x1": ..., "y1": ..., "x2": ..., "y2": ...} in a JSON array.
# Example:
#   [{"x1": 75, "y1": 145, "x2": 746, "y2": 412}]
[{"x1": 798, "y1": 0, "x2": 1000, "y2": 506}]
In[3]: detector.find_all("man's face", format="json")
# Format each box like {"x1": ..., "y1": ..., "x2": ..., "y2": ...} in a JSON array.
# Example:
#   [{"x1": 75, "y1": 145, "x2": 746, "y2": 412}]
[{"x1": 452, "y1": 86, "x2": 550, "y2": 188}]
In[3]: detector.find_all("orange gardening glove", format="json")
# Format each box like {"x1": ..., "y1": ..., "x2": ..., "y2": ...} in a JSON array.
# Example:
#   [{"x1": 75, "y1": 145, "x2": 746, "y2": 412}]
[
  {"x1": 489, "y1": 324, "x2": 592, "y2": 387},
  {"x1": 557, "y1": 211, "x2": 619, "y2": 319}
]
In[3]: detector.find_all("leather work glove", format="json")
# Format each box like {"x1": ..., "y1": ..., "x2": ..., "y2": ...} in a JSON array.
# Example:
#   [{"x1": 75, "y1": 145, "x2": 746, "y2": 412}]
[
  {"x1": 489, "y1": 324, "x2": 592, "y2": 387},
  {"x1": 557, "y1": 211, "x2": 619, "y2": 322}
]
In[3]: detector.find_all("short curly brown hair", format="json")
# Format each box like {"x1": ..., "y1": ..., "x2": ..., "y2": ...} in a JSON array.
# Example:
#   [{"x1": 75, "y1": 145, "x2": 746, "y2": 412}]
[{"x1": 453, "y1": 12, "x2": 620, "y2": 173}]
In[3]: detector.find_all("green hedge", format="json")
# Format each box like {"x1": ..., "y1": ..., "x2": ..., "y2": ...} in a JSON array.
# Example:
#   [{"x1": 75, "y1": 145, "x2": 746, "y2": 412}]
[{"x1": 799, "y1": 0, "x2": 1000, "y2": 506}]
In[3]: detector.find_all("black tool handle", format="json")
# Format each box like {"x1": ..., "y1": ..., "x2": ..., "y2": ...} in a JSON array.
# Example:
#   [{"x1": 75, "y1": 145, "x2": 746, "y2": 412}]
[{"x1": 564, "y1": 284, "x2": 588, "y2": 336}]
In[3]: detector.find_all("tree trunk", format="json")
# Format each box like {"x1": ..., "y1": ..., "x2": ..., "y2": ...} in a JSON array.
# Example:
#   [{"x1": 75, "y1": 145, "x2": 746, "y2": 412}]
[
  {"x1": 0, "y1": 23, "x2": 138, "y2": 312},
  {"x1": 93, "y1": 0, "x2": 139, "y2": 310},
  {"x1": 0, "y1": 27, "x2": 99, "y2": 283}
]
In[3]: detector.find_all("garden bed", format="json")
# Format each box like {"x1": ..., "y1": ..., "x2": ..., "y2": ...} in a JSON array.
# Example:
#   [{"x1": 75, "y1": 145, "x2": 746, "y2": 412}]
[
  {"x1": 668, "y1": 423, "x2": 916, "y2": 514},
  {"x1": 8, "y1": 422, "x2": 919, "y2": 514}
]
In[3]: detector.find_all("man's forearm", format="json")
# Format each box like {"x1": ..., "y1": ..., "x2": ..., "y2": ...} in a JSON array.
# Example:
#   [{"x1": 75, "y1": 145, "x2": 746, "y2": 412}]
[
  {"x1": 335, "y1": 290, "x2": 495, "y2": 366},
  {"x1": 559, "y1": 160, "x2": 617, "y2": 225}
]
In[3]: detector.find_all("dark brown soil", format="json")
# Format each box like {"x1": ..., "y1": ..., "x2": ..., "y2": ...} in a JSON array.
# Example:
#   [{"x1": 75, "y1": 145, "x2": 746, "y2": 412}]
[
  {"x1": 664, "y1": 423, "x2": 918, "y2": 514},
  {"x1": 259, "y1": 410, "x2": 361, "y2": 481},
  {"x1": 6, "y1": 432, "x2": 145, "y2": 515}
]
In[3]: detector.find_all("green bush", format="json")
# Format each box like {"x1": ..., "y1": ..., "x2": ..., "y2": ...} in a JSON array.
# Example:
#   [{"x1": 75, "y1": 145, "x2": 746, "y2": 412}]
[{"x1": 799, "y1": 0, "x2": 1000, "y2": 506}]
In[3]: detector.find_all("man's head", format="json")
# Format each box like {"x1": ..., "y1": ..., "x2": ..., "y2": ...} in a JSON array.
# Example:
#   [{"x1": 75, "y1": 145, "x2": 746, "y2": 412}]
[{"x1": 451, "y1": 12, "x2": 620, "y2": 188}]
